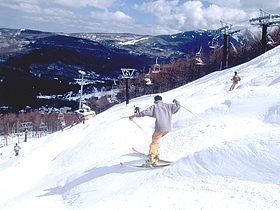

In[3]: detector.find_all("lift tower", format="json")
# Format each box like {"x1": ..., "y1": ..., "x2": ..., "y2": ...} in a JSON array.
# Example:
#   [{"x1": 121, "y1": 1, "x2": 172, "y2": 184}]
[
  {"x1": 120, "y1": 68, "x2": 137, "y2": 105},
  {"x1": 216, "y1": 21, "x2": 239, "y2": 69},
  {"x1": 250, "y1": 9, "x2": 280, "y2": 54}
]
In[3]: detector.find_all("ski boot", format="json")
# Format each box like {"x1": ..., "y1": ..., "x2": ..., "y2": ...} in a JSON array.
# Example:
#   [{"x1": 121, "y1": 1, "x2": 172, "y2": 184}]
[
  {"x1": 155, "y1": 152, "x2": 160, "y2": 160},
  {"x1": 142, "y1": 155, "x2": 157, "y2": 166},
  {"x1": 153, "y1": 153, "x2": 160, "y2": 165}
]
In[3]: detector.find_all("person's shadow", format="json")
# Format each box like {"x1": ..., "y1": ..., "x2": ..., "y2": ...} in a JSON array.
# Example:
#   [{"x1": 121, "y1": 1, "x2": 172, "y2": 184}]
[{"x1": 38, "y1": 153, "x2": 148, "y2": 197}]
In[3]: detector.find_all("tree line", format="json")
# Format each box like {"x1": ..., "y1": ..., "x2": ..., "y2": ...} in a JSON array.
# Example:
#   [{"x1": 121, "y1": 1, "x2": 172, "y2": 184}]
[{"x1": 0, "y1": 111, "x2": 76, "y2": 137}]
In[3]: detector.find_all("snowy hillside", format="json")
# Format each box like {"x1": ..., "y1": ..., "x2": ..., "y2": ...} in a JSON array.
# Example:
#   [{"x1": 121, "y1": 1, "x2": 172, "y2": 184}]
[{"x1": 1, "y1": 46, "x2": 280, "y2": 209}]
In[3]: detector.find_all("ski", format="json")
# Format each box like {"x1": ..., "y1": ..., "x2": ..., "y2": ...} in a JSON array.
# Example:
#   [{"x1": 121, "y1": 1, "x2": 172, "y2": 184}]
[
  {"x1": 132, "y1": 147, "x2": 173, "y2": 163},
  {"x1": 120, "y1": 162, "x2": 171, "y2": 168},
  {"x1": 135, "y1": 163, "x2": 171, "y2": 168}
]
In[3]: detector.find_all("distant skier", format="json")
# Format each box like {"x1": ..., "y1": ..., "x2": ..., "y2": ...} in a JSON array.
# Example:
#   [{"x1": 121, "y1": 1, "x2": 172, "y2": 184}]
[
  {"x1": 14, "y1": 143, "x2": 21, "y2": 156},
  {"x1": 230, "y1": 71, "x2": 241, "y2": 91},
  {"x1": 24, "y1": 131, "x2": 27, "y2": 142},
  {"x1": 129, "y1": 95, "x2": 181, "y2": 166}
]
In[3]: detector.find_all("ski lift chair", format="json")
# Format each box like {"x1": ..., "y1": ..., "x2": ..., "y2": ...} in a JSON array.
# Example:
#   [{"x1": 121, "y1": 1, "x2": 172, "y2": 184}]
[
  {"x1": 145, "y1": 78, "x2": 153, "y2": 85},
  {"x1": 107, "y1": 96, "x2": 112, "y2": 103},
  {"x1": 152, "y1": 57, "x2": 160, "y2": 73},
  {"x1": 209, "y1": 37, "x2": 219, "y2": 49},
  {"x1": 58, "y1": 113, "x2": 64, "y2": 120},
  {"x1": 194, "y1": 46, "x2": 205, "y2": 65},
  {"x1": 267, "y1": 34, "x2": 274, "y2": 45},
  {"x1": 112, "y1": 80, "x2": 118, "y2": 90},
  {"x1": 195, "y1": 55, "x2": 204, "y2": 65},
  {"x1": 144, "y1": 70, "x2": 153, "y2": 85}
]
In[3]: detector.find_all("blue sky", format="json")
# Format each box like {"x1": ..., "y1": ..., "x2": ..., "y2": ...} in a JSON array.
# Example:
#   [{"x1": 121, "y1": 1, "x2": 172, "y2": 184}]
[{"x1": 0, "y1": 0, "x2": 280, "y2": 35}]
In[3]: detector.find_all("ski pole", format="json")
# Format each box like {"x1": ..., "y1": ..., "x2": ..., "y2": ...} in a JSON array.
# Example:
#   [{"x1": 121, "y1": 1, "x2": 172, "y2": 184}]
[
  {"x1": 132, "y1": 120, "x2": 148, "y2": 135},
  {"x1": 182, "y1": 106, "x2": 207, "y2": 122}
]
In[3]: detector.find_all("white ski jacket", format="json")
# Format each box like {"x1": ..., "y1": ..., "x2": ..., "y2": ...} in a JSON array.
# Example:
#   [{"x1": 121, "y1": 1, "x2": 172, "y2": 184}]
[{"x1": 136, "y1": 100, "x2": 181, "y2": 132}]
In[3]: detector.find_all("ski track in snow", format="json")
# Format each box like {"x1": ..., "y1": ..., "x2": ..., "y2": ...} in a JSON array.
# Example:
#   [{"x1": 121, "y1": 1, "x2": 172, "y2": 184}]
[{"x1": 1, "y1": 46, "x2": 280, "y2": 209}]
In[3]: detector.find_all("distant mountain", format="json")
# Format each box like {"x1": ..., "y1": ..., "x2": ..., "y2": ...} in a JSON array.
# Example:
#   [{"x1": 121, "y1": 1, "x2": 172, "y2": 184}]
[{"x1": 0, "y1": 28, "x2": 242, "y2": 113}]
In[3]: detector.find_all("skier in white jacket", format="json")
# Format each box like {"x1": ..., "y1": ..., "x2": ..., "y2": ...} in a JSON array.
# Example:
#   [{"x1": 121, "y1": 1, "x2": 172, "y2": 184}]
[{"x1": 129, "y1": 95, "x2": 181, "y2": 166}]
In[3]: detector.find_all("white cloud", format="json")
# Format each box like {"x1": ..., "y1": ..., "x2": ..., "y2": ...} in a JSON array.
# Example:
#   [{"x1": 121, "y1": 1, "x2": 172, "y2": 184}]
[
  {"x1": 135, "y1": 0, "x2": 182, "y2": 30},
  {"x1": 239, "y1": 0, "x2": 280, "y2": 11},
  {"x1": 86, "y1": 9, "x2": 146, "y2": 33},
  {"x1": 135, "y1": 0, "x2": 178, "y2": 17},
  {"x1": 24, "y1": 15, "x2": 49, "y2": 23},
  {"x1": 24, "y1": 14, "x2": 70, "y2": 24},
  {"x1": 0, "y1": 0, "x2": 41, "y2": 13},
  {"x1": 136, "y1": 1, "x2": 208, "y2": 31},
  {"x1": 177, "y1": 1, "x2": 205, "y2": 28},
  {"x1": 49, "y1": 0, "x2": 117, "y2": 9},
  {"x1": 134, "y1": 0, "x2": 277, "y2": 33},
  {"x1": 204, "y1": 4, "x2": 247, "y2": 24},
  {"x1": 206, "y1": 0, "x2": 241, "y2": 8},
  {"x1": 207, "y1": 0, "x2": 280, "y2": 14},
  {"x1": 0, "y1": 0, "x2": 38, "y2": 4},
  {"x1": 43, "y1": 7, "x2": 74, "y2": 18},
  {"x1": 1, "y1": 0, "x2": 280, "y2": 35},
  {"x1": 90, "y1": 9, "x2": 133, "y2": 22}
]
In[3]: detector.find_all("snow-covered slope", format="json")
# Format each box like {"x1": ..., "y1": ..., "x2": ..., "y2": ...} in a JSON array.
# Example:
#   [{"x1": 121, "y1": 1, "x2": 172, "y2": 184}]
[{"x1": 1, "y1": 47, "x2": 280, "y2": 209}]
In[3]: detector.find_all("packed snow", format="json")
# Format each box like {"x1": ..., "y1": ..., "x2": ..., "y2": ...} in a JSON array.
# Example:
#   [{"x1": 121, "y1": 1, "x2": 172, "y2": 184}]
[{"x1": 1, "y1": 46, "x2": 280, "y2": 210}]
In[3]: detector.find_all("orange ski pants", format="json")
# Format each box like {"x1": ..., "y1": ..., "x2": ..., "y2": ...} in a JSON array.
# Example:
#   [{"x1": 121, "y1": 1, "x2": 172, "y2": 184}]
[
  {"x1": 230, "y1": 82, "x2": 237, "y2": 90},
  {"x1": 148, "y1": 131, "x2": 169, "y2": 156}
]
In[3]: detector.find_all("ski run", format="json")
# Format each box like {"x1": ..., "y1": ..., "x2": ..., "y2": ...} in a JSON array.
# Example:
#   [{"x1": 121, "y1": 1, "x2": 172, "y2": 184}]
[{"x1": 1, "y1": 46, "x2": 280, "y2": 209}]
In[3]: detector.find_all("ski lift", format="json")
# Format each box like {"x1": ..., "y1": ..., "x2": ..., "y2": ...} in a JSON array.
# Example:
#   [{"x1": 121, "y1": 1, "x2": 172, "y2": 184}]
[
  {"x1": 58, "y1": 113, "x2": 64, "y2": 120},
  {"x1": 194, "y1": 46, "x2": 205, "y2": 65},
  {"x1": 60, "y1": 120, "x2": 66, "y2": 127},
  {"x1": 267, "y1": 34, "x2": 274, "y2": 45},
  {"x1": 107, "y1": 96, "x2": 113, "y2": 103},
  {"x1": 152, "y1": 57, "x2": 160, "y2": 73},
  {"x1": 145, "y1": 78, "x2": 153, "y2": 85},
  {"x1": 144, "y1": 69, "x2": 153, "y2": 85},
  {"x1": 57, "y1": 113, "x2": 65, "y2": 128},
  {"x1": 209, "y1": 35, "x2": 220, "y2": 49},
  {"x1": 39, "y1": 119, "x2": 48, "y2": 130},
  {"x1": 82, "y1": 104, "x2": 91, "y2": 112},
  {"x1": 145, "y1": 77, "x2": 153, "y2": 85},
  {"x1": 75, "y1": 104, "x2": 96, "y2": 121},
  {"x1": 112, "y1": 79, "x2": 118, "y2": 90}
]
